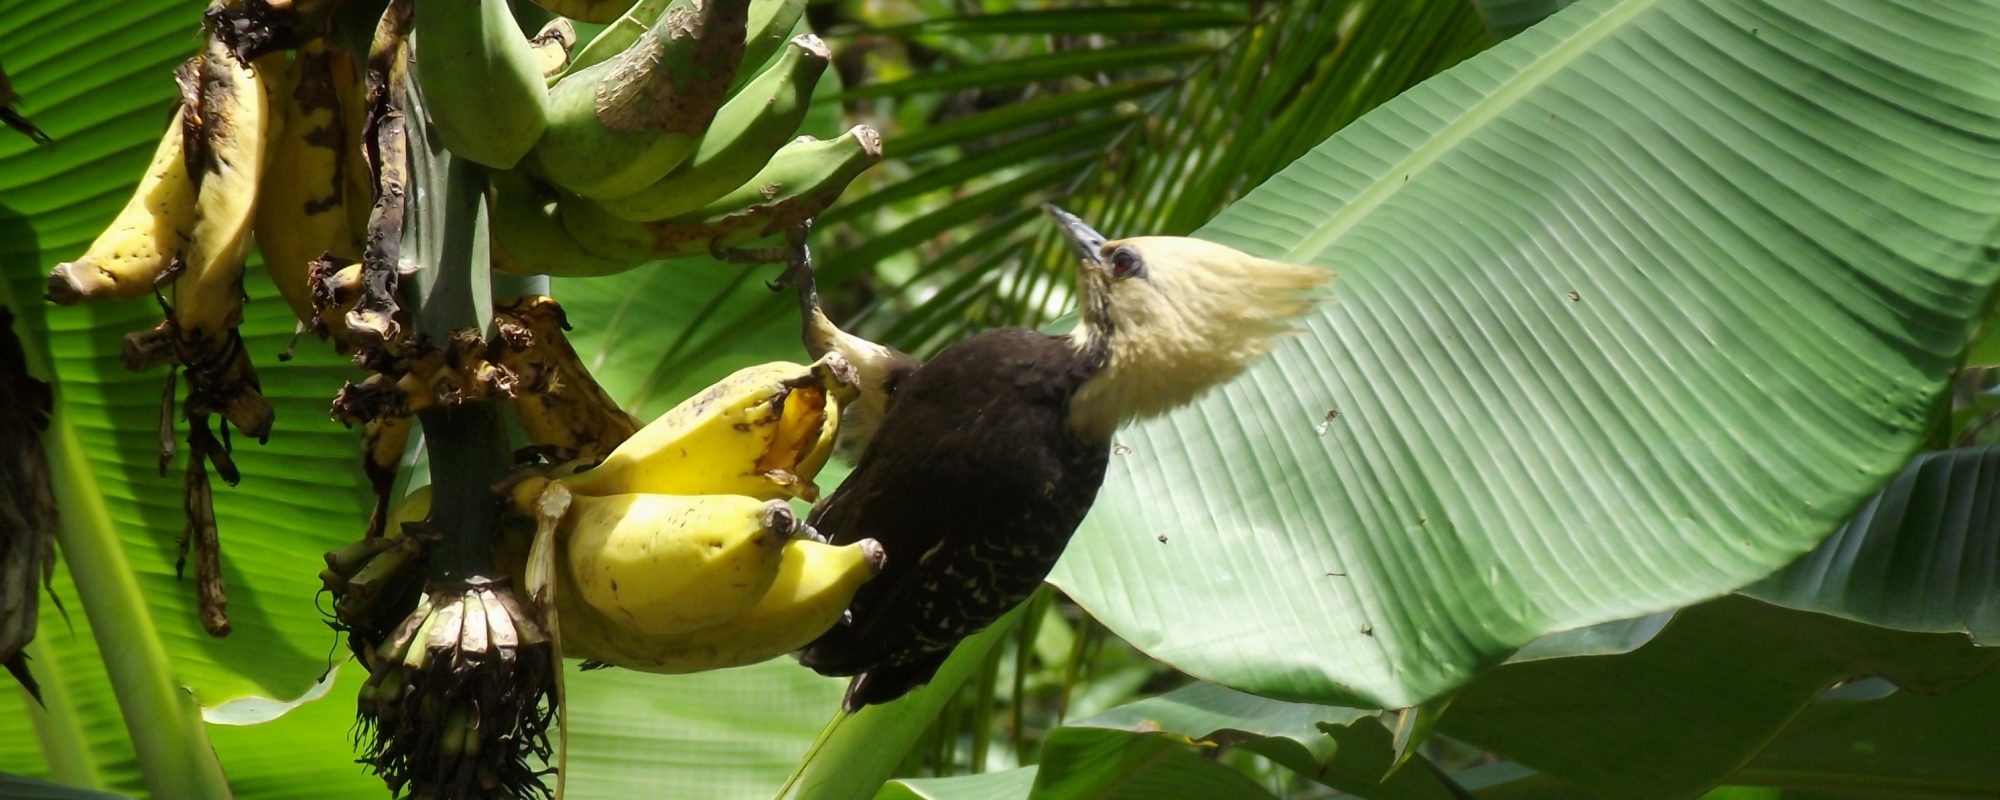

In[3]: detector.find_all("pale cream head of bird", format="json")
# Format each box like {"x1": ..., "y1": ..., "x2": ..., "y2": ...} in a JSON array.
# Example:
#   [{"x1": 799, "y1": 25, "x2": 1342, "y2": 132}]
[{"x1": 1042, "y1": 204, "x2": 1333, "y2": 438}]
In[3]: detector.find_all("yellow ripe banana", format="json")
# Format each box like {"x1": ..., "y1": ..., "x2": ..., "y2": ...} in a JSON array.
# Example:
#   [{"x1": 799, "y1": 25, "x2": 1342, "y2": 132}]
[
  {"x1": 525, "y1": 0, "x2": 637, "y2": 23},
  {"x1": 45, "y1": 107, "x2": 195, "y2": 304},
  {"x1": 494, "y1": 295, "x2": 642, "y2": 466},
  {"x1": 530, "y1": 0, "x2": 750, "y2": 198},
  {"x1": 528, "y1": 18, "x2": 576, "y2": 79},
  {"x1": 330, "y1": 44, "x2": 371, "y2": 250},
  {"x1": 363, "y1": 415, "x2": 413, "y2": 538},
  {"x1": 552, "y1": 354, "x2": 857, "y2": 502},
  {"x1": 412, "y1": 0, "x2": 549, "y2": 169},
  {"x1": 487, "y1": 169, "x2": 649, "y2": 278},
  {"x1": 559, "y1": 125, "x2": 882, "y2": 263},
  {"x1": 173, "y1": 36, "x2": 275, "y2": 343},
  {"x1": 255, "y1": 37, "x2": 353, "y2": 328},
  {"x1": 599, "y1": 537, "x2": 885, "y2": 674},
  {"x1": 595, "y1": 34, "x2": 828, "y2": 223},
  {"x1": 559, "y1": 492, "x2": 795, "y2": 638}
]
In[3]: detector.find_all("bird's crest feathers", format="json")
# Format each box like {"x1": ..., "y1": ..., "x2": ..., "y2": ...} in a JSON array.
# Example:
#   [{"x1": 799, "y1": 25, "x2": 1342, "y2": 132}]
[{"x1": 1069, "y1": 236, "x2": 1330, "y2": 438}]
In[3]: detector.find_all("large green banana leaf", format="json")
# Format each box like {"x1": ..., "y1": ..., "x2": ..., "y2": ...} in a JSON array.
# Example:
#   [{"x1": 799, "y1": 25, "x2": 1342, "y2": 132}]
[
  {"x1": 1049, "y1": 0, "x2": 2000, "y2": 710},
  {"x1": 2, "y1": 0, "x2": 377, "y2": 793}
]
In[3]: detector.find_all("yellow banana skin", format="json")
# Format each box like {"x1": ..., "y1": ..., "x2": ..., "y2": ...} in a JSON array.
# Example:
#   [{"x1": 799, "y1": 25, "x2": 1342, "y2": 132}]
[
  {"x1": 255, "y1": 37, "x2": 353, "y2": 328},
  {"x1": 530, "y1": 0, "x2": 750, "y2": 198},
  {"x1": 493, "y1": 295, "x2": 643, "y2": 465},
  {"x1": 331, "y1": 45, "x2": 371, "y2": 251},
  {"x1": 588, "y1": 537, "x2": 885, "y2": 674},
  {"x1": 596, "y1": 33, "x2": 829, "y2": 223},
  {"x1": 45, "y1": 107, "x2": 195, "y2": 304},
  {"x1": 560, "y1": 125, "x2": 882, "y2": 262},
  {"x1": 175, "y1": 37, "x2": 274, "y2": 340},
  {"x1": 556, "y1": 354, "x2": 858, "y2": 501},
  {"x1": 562, "y1": 492, "x2": 794, "y2": 638},
  {"x1": 528, "y1": 18, "x2": 577, "y2": 79}
]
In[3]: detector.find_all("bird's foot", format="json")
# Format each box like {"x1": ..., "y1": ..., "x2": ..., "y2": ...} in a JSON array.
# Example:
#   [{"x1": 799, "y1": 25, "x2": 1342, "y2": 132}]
[{"x1": 765, "y1": 220, "x2": 816, "y2": 293}]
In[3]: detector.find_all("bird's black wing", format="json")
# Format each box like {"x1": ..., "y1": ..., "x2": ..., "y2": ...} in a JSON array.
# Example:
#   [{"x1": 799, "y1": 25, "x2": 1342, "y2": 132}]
[{"x1": 800, "y1": 329, "x2": 1110, "y2": 698}]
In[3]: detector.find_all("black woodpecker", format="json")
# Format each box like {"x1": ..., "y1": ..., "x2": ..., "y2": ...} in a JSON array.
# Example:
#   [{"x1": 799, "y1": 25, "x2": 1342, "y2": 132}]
[{"x1": 790, "y1": 206, "x2": 1330, "y2": 711}]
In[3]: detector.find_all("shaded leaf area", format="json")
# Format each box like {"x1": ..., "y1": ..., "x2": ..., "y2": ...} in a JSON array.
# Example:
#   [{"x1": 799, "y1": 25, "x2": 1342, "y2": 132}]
[
  {"x1": 1068, "y1": 680, "x2": 1458, "y2": 800},
  {"x1": 785, "y1": 604, "x2": 1030, "y2": 800},
  {"x1": 1053, "y1": 0, "x2": 2000, "y2": 710},
  {"x1": 1471, "y1": 0, "x2": 1581, "y2": 39},
  {"x1": 0, "y1": 772, "x2": 131, "y2": 800},
  {"x1": 1441, "y1": 596, "x2": 1998, "y2": 799},
  {"x1": 1730, "y1": 668, "x2": 2000, "y2": 796},
  {"x1": 1748, "y1": 446, "x2": 2000, "y2": 644},
  {"x1": 879, "y1": 766, "x2": 1038, "y2": 800},
  {"x1": 0, "y1": 0, "x2": 375, "y2": 707},
  {"x1": 557, "y1": 661, "x2": 844, "y2": 799},
  {"x1": 1022, "y1": 727, "x2": 1277, "y2": 800}
]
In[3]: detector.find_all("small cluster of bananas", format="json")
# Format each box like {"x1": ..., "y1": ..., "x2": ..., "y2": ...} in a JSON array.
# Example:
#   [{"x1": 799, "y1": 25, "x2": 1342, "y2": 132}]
[
  {"x1": 417, "y1": 0, "x2": 881, "y2": 276},
  {"x1": 38, "y1": 0, "x2": 399, "y2": 635},
  {"x1": 501, "y1": 355, "x2": 887, "y2": 675}
]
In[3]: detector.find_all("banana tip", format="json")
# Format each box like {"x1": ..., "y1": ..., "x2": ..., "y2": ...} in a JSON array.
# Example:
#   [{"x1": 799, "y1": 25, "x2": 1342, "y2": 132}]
[
  {"x1": 857, "y1": 538, "x2": 885, "y2": 575},
  {"x1": 850, "y1": 126, "x2": 883, "y2": 160},
  {"x1": 763, "y1": 499, "x2": 799, "y2": 538},
  {"x1": 793, "y1": 34, "x2": 829, "y2": 59},
  {"x1": 45, "y1": 262, "x2": 91, "y2": 305}
]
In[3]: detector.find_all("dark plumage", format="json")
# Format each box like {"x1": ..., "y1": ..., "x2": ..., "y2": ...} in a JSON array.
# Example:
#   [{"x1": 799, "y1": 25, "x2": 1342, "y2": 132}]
[
  {"x1": 796, "y1": 328, "x2": 1109, "y2": 708},
  {"x1": 789, "y1": 206, "x2": 1331, "y2": 711}
]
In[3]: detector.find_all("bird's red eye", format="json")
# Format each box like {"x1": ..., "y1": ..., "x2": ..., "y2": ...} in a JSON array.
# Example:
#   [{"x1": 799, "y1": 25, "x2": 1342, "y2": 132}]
[{"x1": 1109, "y1": 248, "x2": 1140, "y2": 278}]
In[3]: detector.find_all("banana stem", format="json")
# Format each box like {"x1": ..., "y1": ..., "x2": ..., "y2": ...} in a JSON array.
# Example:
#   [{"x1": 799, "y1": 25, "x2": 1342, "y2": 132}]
[{"x1": 402, "y1": 47, "x2": 510, "y2": 584}]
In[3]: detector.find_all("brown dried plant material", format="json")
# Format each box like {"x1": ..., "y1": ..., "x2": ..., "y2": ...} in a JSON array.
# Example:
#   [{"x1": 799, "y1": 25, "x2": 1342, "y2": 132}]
[{"x1": 0, "y1": 307, "x2": 59, "y2": 700}]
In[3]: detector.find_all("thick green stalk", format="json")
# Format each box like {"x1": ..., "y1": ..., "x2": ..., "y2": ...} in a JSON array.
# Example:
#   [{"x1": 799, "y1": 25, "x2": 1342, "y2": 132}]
[
  {"x1": 405, "y1": 49, "x2": 509, "y2": 582},
  {"x1": 47, "y1": 413, "x2": 233, "y2": 798},
  {"x1": 21, "y1": 636, "x2": 100, "y2": 788},
  {"x1": 1, "y1": 280, "x2": 230, "y2": 798}
]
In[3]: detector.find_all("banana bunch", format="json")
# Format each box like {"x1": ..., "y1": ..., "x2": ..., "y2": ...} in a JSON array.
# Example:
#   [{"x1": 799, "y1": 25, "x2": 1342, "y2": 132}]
[
  {"x1": 405, "y1": 0, "x2": 880, "y2": 277},
  {"x1": 500, "y1": 354, "x2": 885, "y2": 674}
]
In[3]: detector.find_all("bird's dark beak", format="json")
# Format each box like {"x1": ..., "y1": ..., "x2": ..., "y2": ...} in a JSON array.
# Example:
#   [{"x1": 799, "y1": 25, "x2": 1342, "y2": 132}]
[{"x1": 1043, "y1": 204, "x2": 1106, "y2": 267}]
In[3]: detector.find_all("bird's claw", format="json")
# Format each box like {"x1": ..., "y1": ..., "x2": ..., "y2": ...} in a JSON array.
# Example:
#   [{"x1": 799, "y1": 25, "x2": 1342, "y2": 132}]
[{"x1": 766, "y1": 220, "x2": 816, "y2": 293}]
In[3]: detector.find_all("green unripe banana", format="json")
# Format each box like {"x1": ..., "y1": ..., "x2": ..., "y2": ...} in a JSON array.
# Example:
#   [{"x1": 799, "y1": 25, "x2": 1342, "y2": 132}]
[
  {"x1": 560, "y1": 0, "x2": 802, "y2": 86},
  {"x1": 489, "y1": 169, "x2": 651, "y2": 277},
  {"x1": 560, "y1": 124, "x2": 882, "y2": 262},
  {"x1": 560, "y1": 0, "x2": 669, "y2": 81},
  {"x1": 531, "y1": 0, "x2": 750, "y2": 198},
  {"x1": 730, "y1": 0, "x2": 810, "y2": 92},
  {"x1": 596, "y1": 34, "x2": 828, "y2": 222},
  {"x1": 525, "y1": 0, "x2": 637, "y2": 22},
  {"x1": 413, "y1": 0, "x2": 550, "y2": 169}
]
